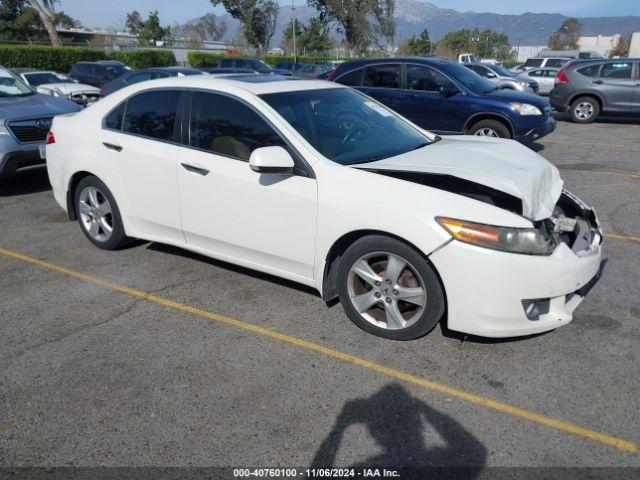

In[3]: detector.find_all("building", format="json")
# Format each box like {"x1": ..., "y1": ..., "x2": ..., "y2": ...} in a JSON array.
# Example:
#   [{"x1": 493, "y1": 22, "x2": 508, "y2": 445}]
[
  {"x1": 629, "y1": 32, "x2": 640, "y2": 57},
  {"x1": 577, "y1": 34, "x2": 620, "y2": 57}
]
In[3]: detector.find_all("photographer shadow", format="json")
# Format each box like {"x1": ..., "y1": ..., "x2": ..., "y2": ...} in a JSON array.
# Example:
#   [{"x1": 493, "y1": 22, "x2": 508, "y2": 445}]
[{"x1": 311, "y1": 383, "x2": 486, "y2": 479}]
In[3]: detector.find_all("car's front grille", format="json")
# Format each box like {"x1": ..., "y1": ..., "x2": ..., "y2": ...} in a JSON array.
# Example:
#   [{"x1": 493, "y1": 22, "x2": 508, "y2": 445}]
[{"x1": 8, "y1": 118, "x2": 52, "y2": 143}]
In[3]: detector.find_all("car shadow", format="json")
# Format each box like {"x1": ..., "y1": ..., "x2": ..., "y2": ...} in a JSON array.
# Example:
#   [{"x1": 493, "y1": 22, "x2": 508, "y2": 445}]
[
  {"x1": 552, "y1": 112, "x2": 640, "y2": 125},
  {"x1": 146, "y1": 242, "x2": 321, "y2": 297},
  {"x1": 527, "y1": 142, "x2": 545, "y2": 152},
  {"x1": 310, "y1": 383, "x2": 486, "y2": 478},
  {"x1": 0, "y1": 170, "x2": 51, "y2": 197}
]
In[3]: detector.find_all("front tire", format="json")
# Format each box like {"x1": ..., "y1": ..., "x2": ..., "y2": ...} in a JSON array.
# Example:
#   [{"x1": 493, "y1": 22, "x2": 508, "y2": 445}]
[
  {"x1": 569, "y1": 96, "x2": 599, "y2": 123},
  {"x1": 74, "y1": 176, "x2": 130, "y2": 250},
  {"x1": 468, "y1": 119, "x2": 511, "y2": 139},
  {"x1": 337, "y1": 236, "x2": 445, "y2": 340}
]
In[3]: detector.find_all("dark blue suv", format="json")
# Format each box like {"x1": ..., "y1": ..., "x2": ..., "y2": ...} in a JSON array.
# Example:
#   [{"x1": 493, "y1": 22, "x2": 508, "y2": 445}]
[{"x1": 328, "y1": 58, "x2": 556, "y2": 143}]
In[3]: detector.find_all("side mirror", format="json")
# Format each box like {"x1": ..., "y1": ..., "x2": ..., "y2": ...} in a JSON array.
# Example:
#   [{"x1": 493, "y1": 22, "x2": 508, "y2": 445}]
[
  {"x1": 249, "y1": 146, "x2": 295, "y2": 175},
  {"x1": 486, "y1": 72, "x2": 497, "y2": 79},
  {"x1": 438, "y1": 84, "x2": 459, "y2": 97}
]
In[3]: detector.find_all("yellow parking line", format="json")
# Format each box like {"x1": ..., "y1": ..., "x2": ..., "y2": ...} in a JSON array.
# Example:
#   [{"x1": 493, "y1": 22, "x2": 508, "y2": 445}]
[
  {"x1": 0, "y1": 246, "x2": 637, "y2": 454},
  {"x1": 605, "y1": 233, "x2": 640, "y2": 242},
  {"x1": 558, "y1": 168, "x2": 640, "y2": 180}
]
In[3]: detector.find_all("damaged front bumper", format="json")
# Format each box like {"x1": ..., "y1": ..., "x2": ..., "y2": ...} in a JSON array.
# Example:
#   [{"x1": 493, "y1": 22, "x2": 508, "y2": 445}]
[{"x1": 429, "y1": 192, "x2": 603, "y2": 338}]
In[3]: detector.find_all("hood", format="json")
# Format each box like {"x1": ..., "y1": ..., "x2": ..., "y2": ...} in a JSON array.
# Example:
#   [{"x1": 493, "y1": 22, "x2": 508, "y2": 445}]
[
  {"x1": 0, "y1": 93, "x2": 81, "y2": 120},
  {"x1": 484, "y1": 89, "x2": 549, "y2": 109},
  {"x1": 354, "y1": 136, "x2": 563, "y2": 221},
  {"x1": 36, "y1": 82, "x2": 99, "y2": 95}
]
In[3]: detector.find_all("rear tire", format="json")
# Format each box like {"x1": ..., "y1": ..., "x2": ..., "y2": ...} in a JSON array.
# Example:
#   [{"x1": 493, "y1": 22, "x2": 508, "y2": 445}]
[
  {"x1": 74, "y1": 176, "x2": 131, "y2": 250},
  {"x1": 337, "y1": 235, "x2": 445, "y2": 341},
  {"x1": 569, "y1": 96, "x2": 599, "y2": 123},
  {"x1": 468, "y1": 119, "x2": 511, "y2": 139}
]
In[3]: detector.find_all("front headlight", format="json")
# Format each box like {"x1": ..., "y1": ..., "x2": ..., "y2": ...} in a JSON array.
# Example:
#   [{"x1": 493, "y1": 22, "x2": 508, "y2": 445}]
[
  {"x1": 436, "y1": 217, "x2": 556, "y2": 255},
  {"x1": 510, "y1": 102, "x2": 542, "y2": 116}
]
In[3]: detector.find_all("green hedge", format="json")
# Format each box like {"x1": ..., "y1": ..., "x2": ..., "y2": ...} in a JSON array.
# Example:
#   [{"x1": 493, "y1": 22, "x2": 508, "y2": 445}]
[
  {"x1": 0, "y1": 45, "x2": 106, "y2": 72},
  {"x1": 187, "y1": 51, "x2": 332, "y2": 68},
  {"x1": 109, "y1": 49, "x2": 176, "y2": 69}
]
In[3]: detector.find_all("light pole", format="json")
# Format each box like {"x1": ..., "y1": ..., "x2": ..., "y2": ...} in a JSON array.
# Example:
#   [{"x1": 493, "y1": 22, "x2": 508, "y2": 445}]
[{"x1": 292, "y1": 0, "x2": 297, "y2": 63}]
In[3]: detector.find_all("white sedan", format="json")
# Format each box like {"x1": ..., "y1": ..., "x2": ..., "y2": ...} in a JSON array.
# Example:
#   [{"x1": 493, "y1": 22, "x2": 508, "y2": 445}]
[
  {"x1": 46, "y1": 75, "x2": 603, "y2": 340},
  {"x1": 13, "y1": 69, "x2": 100, "y2": 107}
]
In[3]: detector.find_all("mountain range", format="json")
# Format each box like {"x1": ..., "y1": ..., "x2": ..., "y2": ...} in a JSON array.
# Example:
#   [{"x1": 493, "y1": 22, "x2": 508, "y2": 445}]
[{"x1": 189, "y1": 0, "x2": 640, "y2": 47}]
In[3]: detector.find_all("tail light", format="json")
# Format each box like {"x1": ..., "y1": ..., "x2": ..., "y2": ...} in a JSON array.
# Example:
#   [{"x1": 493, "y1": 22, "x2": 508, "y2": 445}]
[
  {"x1": 46, "y1": 130, "x2": 55, "y2": 145},
  {"x1": 99, "y1": 85, "x2": 106, "y2": 96},
  {"x1": 325, "y1": 68, "x2": 337, "y2": 81},
  {"x1": 556, "y1": 65, "x2": 571, "y2": 84}
]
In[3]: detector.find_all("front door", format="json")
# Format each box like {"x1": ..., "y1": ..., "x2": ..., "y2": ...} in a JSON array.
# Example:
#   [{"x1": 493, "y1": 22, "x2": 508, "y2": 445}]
[
  {"x1": 177, "y1": 91, "x2": 318, "y2": 280},
  {"x1": 594, "y1": 61, "x2": 635, "y2": 112}
]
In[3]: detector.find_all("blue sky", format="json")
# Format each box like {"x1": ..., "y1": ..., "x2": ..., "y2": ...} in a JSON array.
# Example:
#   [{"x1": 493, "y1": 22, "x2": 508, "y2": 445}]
[{"x1": 59, "y1": 0, "x2": 640, "y2": 29}]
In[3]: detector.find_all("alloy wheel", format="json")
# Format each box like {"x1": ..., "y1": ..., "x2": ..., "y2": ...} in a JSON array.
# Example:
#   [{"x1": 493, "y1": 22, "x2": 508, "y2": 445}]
[
  {"x1": 575, "y1": 102, "x2": 594, "y2": 120},
  {"x1": 347, "y1": 252, "x2": 427, "y2": 330},
  {"x1": 474, "y1": 127, "x2": 499, "y2": 137},
  {"x1": 78, "y1": 186, "x2": 113, "y2": 242}
]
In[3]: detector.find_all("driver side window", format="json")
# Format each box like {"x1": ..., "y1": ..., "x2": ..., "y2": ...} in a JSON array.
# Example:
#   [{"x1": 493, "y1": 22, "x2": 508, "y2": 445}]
[{"x1": 406, "y1": 65, "x2": 455, "y2": 92}]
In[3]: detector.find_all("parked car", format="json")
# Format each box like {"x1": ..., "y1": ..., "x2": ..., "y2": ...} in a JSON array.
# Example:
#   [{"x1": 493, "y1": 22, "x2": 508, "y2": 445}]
[
  {"x1": 517, "y1": 57, "x2": 572, "y2": 72},
  {"x1": 10, "y1": 68, "x2": 100, "y2": 107},
  {"x1": 0, "y1": 67, "x2": 81, "y2": 178},
  {"x1": 218, "y1": 58, "x2": 291, "y2": 75},
  {"x1": 69, "y1": 61, "x2": 131, "y2": 87},
  {"x1": 100, "y1": 67, "x2": 204, "y2": 96},
  {"x1": 329, "y1": 57, "x2": 556, "y2": 142},
  {"x1": 463, "y1": 63, "x2": 539, "y2": 93},
  {"x1": 46, "y1": 75, "x2": 602, "y2": 340},
  {"x1": 274, "y1": 61, "x2": 308, "y2": 73},
  {"x1": 550, "y1": 58, "x2": 639, "y2": 123},
  {"x1": 297, "y1": 64, "x2": 333, "y2": 79},
  {"x1": 518, "y1": 68, "x2": 559, "y2": 95}
]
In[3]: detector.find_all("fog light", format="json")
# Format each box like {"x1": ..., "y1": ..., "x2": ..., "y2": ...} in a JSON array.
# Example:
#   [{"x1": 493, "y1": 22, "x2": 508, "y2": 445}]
[{"x1": 522, "y1": 298, "x2": 550, "y2": 321}]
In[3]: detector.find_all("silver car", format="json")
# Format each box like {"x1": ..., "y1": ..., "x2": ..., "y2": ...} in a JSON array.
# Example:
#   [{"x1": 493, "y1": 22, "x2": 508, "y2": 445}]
[
  {"x1": 464, "y1": 63, "x2": 539, "y2": 94},
  {"x1": 518, "y1": 68, "x2": 559, "y2": 95},
  {"x1": 0, "y1": 67, "x2": 81, "y2": 178}
]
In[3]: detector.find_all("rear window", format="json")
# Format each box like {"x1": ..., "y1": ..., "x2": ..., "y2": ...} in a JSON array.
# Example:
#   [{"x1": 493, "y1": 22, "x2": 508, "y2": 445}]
[
  {"x1": 104, "y1": 103, "x2": 125, "y2": 130},
  {"x1": 363, "y1": 64, "x2": 400, "y2": 88},
  {"x1": 336, "y1": 68, "x2": 363, "y2": 86},
  {"x1": 576, "y1": 64, "x2": 600, "y2": 77},
  {"x1": 122, "y1": 90, "x2": 180, "y2": 142},
  {"x1": 525, "y1": 58, "x2": 544, "y2": 68}
]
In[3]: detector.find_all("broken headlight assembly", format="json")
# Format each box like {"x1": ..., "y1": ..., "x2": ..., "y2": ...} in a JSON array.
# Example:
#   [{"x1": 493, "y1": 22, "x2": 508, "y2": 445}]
[{"x1": 436, "y1": 217, "x2": 557, "y2": 255}]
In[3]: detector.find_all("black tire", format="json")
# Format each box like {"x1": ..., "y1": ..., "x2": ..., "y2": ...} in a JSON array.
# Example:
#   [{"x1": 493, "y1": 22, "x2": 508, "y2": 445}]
[
  {"x1": 467, "y1": 119, "x2": 512, "y2": 139},
  {"x1": 74, "y1": 175, "x2": 131, "y2": 250},
  {"x1": 337, "y1": 235, "x2": 446, "y2": 340},
  {"x1": 569, "y1": 96, "x2": 600, "y2": 124}
]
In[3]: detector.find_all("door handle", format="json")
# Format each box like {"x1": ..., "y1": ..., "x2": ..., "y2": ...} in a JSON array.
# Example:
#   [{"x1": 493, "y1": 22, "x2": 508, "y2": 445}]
[
  {"x1": 102, "y1": 142, "x2": 122, "y2": 152},
  {"x1": 181, "y1": 163, "x2": 209, "y2": 176},
  {"x1": 592, "y1": 80, "x2": 603, "y2": 85}
]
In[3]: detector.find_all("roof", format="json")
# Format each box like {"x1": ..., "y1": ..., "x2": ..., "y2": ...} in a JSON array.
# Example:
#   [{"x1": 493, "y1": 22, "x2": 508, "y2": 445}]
[
  {"x1": 131, "y1": 74, "x2": 343, "y2": 95},
  {"x1": 339, "y1": 56, "x2": 455, "y2": 69}
]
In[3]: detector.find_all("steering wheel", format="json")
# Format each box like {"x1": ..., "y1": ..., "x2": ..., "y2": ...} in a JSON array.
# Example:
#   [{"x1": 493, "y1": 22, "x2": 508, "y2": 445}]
[
  {"x1": 335, "y1": 111, "x2": 367, "y2": 151},
  {"x1": 340, "y1": 127, "x2": 366, "y2": 150}
]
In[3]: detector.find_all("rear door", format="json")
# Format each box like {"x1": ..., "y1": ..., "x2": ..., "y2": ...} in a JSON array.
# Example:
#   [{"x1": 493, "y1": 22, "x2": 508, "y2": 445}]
[
  {"x1": 358, "y1": 64, "x2": 403, "y2": 113},
  {"x1": 593, "y1": 61, "x2": 635, "y2": 112},
  {"x1": 633, "y1": 61, "x2": 640, "y2": 113},
  {"x1": 100, "y1": 89, "x2": 184, "y2": 242}
]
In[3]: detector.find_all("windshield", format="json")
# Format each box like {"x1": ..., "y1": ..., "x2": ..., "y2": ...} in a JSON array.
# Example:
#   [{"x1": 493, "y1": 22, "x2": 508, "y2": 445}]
[
  {"x1": 261, "y1": 88, "x2": 432, "y2": 165},
  {"x1": 0, "y1": 71, "x2": 34, "y2": 97},
  {"x1": 487, "y1": 64, "x2": 515, "y2": 77},
  {"x1": 24, "y1": 72, "x2": 70, "y2": 86},
  {"x1": 440, "y1": 62, "x2": 495, "y2": 94},
  {"x1": 247, "y1": 59, "x2": 272, "y2": 74}
]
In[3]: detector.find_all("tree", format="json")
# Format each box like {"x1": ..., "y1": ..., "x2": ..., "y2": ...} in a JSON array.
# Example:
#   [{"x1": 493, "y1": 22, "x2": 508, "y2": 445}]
[
  {"x1": 210, "y1": 0, "x2": 279, "y2": 53},
  {"x1": 299, "y1": 17, "x2": 332, "y2": 54},
  {"x1": 548, "y1": 18, "x2": 581, "y2": 50},
  {"x1": 184, "y1": 13, "x2": 227, "y2": 44},
  {"x1": 27, "y1": 0, "x2": 59, "y2": 46},
  {"x1": 401, "y1": 28, "x2": 432, "y2": 56},
  {"x1": 125, "y1": 10, "x2": 144, "y2": 35},
  {"x1": 436, "y1": 28, "x2": 511, "y2": 60},
  {"x1": 54, "y1": 11, "x2": 82, "y2": 29},
  {"x1": 609, "y1": 35, "x2": 630, "y2": 57},
  {"x1": 138, "y1": 11, "x2": 171, "y2": 46},
  {"x1": 306, "y1": 0, "x2": 396, "y2": 54}
]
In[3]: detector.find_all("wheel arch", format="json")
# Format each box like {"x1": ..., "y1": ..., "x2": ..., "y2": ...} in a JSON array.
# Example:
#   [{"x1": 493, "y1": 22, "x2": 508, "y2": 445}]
[
  {"x1": 66, "y1": 170, "x2": 99, "y2": 220},
  {"x1": 463, "y1": 112, "x2": 515, "y2": 137},
  {"x1": 321, "y1": 229, "x2": 444, "y2": 302},
  {"x1": 568, "y1": 92, "x2": 603, "y2": 111}
]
